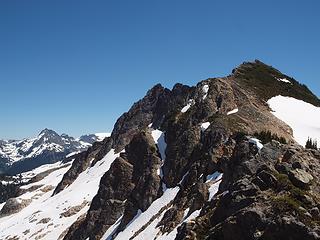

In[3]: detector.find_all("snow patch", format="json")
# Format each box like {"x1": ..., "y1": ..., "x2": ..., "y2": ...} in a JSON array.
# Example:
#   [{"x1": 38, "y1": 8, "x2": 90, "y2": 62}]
[
  {"x1": 206, "y1": 171, "x2": 222, "y2": 183},
  {"x1": 152, "y1": 130, "x2": 167, "y2": 191},
  {"x1": 268, "y1": 96, "x2": 320, "y2": 146},
  {"x1": 101, "y1": 217, "x2": 122, "y2": 240},
  {"x1": 276, "y1": 77, "x2": 292, "y2": 84},
  {"x1": 202, "y1": 84, "x2": 209, "y2": 100},
  {"x1": 208, "y1": 174, "x2": 223, "y2": 201},
  {"x1": 227, "y1": 108, "x2": 239, "y2": 115},
  {"x1": 181, "y1": 99, "x2": 194, "y2": 113},
  {"x1": 200, "y1": 122, "x2": 210, "y2": 132},
  {"x1": 66, "y1": 151, "x2": 80, "y2": 158},
  {"x1": 249, "y1": 138, "x2": 264, "y2": 150},
  {"x1": 151, "y1": 130, "x2": 166, "y2": 161},
  {"x1": 114, "y1": 187, "x2": 180, "y2": 240}
]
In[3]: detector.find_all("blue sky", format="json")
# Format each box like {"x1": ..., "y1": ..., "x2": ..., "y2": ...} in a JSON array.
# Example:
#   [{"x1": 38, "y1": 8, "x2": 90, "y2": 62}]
[{"x1": 1, "y1": 0, "x2": 319, "y2": 139}]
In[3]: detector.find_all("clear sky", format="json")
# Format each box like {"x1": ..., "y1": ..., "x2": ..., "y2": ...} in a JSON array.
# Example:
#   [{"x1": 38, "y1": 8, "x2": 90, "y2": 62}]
[{"x1": 1, "y1": 0, "x2": 319, "y2": 139}]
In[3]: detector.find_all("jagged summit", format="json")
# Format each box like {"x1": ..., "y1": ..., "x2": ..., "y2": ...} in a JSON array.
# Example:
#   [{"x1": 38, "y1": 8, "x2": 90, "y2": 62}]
[
  {"x1": 39, "y1": 128, "x2": 57, "y2": 136},
  {"x1": 1, "y1": 61, "x2": 319, "y2": 240}
]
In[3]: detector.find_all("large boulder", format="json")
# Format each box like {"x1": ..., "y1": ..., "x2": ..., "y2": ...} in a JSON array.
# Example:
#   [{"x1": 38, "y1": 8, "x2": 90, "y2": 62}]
[{"x1": 289, "y1": 169, "x2": 314, "y2": 189}]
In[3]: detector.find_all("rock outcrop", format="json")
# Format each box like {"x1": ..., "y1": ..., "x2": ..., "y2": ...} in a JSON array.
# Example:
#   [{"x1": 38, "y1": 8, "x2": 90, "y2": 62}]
[{"x1": 0, "y1": 198, "x2": 31, "y2": 217}]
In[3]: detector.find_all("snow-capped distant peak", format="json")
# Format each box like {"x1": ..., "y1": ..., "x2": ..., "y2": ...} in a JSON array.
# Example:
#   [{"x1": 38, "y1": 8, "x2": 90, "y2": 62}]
[{"x1": 0, "y1": 129, "x2": 105, "y2": 174}]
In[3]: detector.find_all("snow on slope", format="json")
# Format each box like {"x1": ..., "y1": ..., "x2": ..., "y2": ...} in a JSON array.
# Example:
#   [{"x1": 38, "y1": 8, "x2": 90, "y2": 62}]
[
  {"x1": 113, "y1": 187, "x2": 180, "y2": 240},
  {"x1": 181, "y1": 99, "x2": 195, "y2": 113},
  {"x1": 268, "y1": 96, "x2": 320, "y2": 146},
  {"x1": 151, "y1": 130, "x2": 166, "y2": 162},
  {"x1": 0, "y1": 149, "x2": 119, "y2": 240},
  {"x1": 202, "y1": 84, "x2": 209, "y2": 100},
  {"x1": 101, "y1": 129, "x2": 182, "y2": 240},
  {"x1": 101, "y1": 131, "x2": 224, "y2": 240}
]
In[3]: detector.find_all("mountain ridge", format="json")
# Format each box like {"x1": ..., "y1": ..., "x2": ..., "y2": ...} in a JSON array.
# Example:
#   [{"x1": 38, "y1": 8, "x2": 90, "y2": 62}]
[
  {"x1": 0, "y1": 60, "x2": 319, "y2": 240},
  {"x1": 0, "y1": 129, "x2": 110, "y2": 174}
]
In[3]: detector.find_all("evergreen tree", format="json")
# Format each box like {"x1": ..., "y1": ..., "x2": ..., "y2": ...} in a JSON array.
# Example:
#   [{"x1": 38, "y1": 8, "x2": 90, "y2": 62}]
[{"x1": 305, "y1": 137, "x2": 318, "y2": 150}]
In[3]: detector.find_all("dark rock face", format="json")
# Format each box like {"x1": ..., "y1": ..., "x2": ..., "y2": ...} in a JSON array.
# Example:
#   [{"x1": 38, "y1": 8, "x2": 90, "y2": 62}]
[
  {"x1": 63, "y1": 130, "x2": 163, "y2": 240},
  {"x1": 116, "y1": 131, "x2": 162, "y2": 233},
  {"x1": 59, "y1": 60, "x2": 320, "y2": 240},
  {"x1": 111, "y1": 84, "x2": 169, "y2": 152},
  {"x1": 63, "y1": 156, "x2": 135, "y2": 240}
]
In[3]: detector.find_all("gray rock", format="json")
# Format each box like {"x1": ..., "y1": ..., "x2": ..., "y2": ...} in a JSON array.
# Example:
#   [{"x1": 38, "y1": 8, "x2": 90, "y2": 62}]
[
  {"x1": 0, "y1": 198, "x2": 31, "y2": 217},
  {"x1": 289, "y1": 169, "x2": 314, "y2": 189}
]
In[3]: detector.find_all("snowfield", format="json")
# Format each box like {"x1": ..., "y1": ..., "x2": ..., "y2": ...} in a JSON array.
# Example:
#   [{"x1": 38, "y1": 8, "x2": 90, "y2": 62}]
[
  {"x1": 268, "y1": 96, "x2": 320, "y2": 146},
  {"x1": 0, "y1": 149, "x2": 119, "y2": 240}
]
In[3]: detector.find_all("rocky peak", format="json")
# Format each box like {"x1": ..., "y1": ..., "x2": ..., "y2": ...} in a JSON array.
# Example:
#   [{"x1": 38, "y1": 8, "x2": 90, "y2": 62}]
[
  {"x1": 39, "y1": 128, "x2": 58, "y2": 136},
  {"x1": 14, "y1": 60, "x2": 318, "y2": 240},
  {"x1": 110, "y1": 83, "x2": 170, "y2": 152}
]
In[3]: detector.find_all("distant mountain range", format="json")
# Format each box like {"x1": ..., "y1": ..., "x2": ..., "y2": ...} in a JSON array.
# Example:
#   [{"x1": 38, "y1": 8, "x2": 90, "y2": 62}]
[{"x1": 0, "y1": 129, "x2": 109, "y2": 174}]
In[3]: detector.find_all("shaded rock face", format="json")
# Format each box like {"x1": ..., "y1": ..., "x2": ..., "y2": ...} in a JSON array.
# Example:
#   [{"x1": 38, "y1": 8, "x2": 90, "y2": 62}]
[
  {"x1": 63, "y1": 156, "x2": 134, "y2": 240},
  {"x1": 59, "y1": 60, "x2": 320, "y2": 240},
  {"x1": 111, "y1": 84, "x2": 170, "y2": 152},
  {"x1": 63, "y1": 131, "x2": 163, "y2": 240},
  {"x1": 116, "y1": 131, "x2": 162, "y2": 233}
]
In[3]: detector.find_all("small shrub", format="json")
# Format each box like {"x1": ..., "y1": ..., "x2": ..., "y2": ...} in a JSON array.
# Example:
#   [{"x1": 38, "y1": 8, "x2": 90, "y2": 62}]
[
  {"x1": 254, "y1": 130, "x2": 287, "y2": 144},
  {"x1": 272, "y1": 195, "x2": 301, "y2": 212}
]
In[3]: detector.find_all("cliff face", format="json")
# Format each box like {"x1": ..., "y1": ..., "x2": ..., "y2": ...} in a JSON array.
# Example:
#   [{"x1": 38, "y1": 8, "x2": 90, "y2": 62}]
[{"x1": 56, "y1": 60, "x2": 320, "y2": 240}]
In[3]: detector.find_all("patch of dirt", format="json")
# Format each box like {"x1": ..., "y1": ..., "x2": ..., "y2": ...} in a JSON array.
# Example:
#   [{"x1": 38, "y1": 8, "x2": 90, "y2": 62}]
[
  {"x1": 37, "y1": 217, "x2": 51, "y2": 224},
  {"x1": 40, "y1": 185, "x2": 55, "y2": 193},
  {"x1": 60, "y1": 200, "x2": 89, "y2": 218}
]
